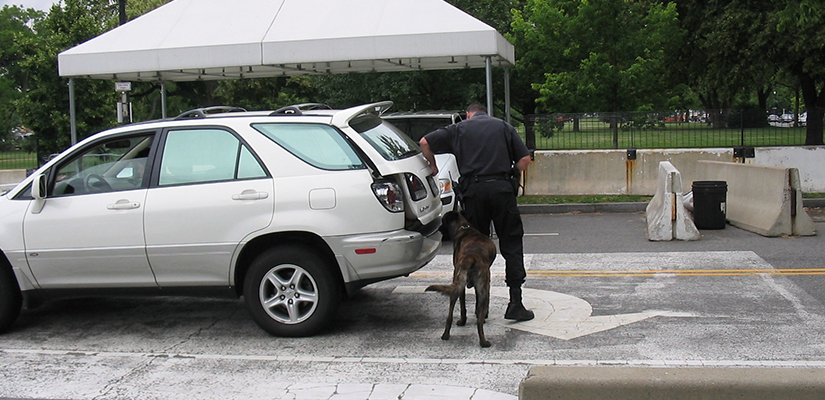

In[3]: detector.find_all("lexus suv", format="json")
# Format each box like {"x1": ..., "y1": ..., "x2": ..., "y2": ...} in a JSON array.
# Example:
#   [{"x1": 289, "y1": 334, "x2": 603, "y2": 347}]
[
  {"x1": 0, "y1": 102, "x2": 442, "y2": 337},
  {"x1": 381, "y1": 111, "x2": 464, "y2": 215}
]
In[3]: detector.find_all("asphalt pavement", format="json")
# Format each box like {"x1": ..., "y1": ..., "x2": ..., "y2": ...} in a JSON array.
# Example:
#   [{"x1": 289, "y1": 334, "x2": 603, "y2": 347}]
[{"x1": 2, "y1": 203, "x2": 825, "y2": 400}]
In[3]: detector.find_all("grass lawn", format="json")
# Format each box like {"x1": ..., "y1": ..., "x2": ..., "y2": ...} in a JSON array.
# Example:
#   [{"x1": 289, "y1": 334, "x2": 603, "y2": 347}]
[
  {"x1": 0, "y1": 151, "x2": 38, "y2": 170},
  {"x1": 518, "y1": 194, "x2": 653, "y2": 204}
]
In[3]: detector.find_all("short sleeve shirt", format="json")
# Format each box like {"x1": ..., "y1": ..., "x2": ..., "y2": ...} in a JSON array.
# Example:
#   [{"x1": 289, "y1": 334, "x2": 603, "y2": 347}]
[{"x1": 424, "y1": 112, "x2": 530, "y2": 178}]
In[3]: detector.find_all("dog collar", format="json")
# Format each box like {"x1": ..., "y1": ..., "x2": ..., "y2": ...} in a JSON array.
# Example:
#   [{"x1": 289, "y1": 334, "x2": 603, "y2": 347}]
[{"x1": 458, "y1": 224, "x2": 471, "y2": 231}]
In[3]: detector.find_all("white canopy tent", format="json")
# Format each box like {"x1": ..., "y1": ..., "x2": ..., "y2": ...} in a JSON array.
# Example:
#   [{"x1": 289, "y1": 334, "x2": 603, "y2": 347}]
[{"x1": 58, "y1": 0, "x2": 515, "y2": 142}]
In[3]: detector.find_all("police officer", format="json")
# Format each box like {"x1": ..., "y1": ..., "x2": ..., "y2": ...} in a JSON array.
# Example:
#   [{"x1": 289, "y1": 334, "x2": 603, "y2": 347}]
[{"x1": 420, "y1": 103, "x2": 534, "y2": 321}]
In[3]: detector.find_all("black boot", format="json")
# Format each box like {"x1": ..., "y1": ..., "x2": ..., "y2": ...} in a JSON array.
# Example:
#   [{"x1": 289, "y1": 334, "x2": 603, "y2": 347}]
[{"x1": 505, "y1": 286, "x2": 534, "y2": 321}]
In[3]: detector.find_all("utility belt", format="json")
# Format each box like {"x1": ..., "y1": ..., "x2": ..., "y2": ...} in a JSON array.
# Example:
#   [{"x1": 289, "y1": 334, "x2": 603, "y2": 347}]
[
  {"x1": 458, "y1": 171, "x2": 514, "y2": 195},
  {"x1": 470, "y1": 172, "x2": 511, "y2": 183}
]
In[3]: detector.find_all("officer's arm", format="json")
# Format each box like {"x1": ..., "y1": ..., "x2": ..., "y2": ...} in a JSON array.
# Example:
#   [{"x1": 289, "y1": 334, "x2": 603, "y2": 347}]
[
  {"x1": 515, "y1": 154, "x2": 531, "y2": 172},
  {"x1": 419, "y1": 137, "x2": 439, "y2": 174}
]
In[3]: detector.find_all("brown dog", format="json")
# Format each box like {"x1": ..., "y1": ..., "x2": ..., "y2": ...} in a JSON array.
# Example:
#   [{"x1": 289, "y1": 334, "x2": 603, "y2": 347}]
[{"x1": 426, "y1": 211, "x2": 495, "y2": 348}]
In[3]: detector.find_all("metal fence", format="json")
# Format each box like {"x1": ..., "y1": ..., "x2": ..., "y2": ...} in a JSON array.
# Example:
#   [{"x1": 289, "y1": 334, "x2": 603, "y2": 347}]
[
  {"x1": 525, "y1": 109, "x2": 810, "y2": 150},
  {"x1": 0, "y1": 137, "x2": 39, "y2": 171}
]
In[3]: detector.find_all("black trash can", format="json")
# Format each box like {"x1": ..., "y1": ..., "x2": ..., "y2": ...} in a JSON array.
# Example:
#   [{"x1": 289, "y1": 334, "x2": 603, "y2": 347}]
[{"x1": 692, "y1": 181, "x2": 727, "y2": 229}]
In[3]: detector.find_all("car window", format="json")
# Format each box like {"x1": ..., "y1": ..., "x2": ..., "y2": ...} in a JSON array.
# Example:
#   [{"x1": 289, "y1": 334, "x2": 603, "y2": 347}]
[
  {"x1": 51, "y1": 134, "x2": 154, "y2": 196},
  {"x1": 158, "y1": 128, "x2": 267, "y2": 186},
  {"x1": 350, "y1": 115, "x2": 420, "y2": 161},
  {"x1": 253, "y1": 123, "x2": 365, "y2": 170},
  {"x1": 384, "y1": 117, "x2": 455, "y2": 141}
]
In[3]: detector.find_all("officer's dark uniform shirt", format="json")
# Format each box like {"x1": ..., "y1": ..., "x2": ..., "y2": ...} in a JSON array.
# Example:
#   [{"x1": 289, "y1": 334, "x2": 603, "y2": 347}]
[{"x1": 424, "y1": 111, "x2": 529, "y2": 184}]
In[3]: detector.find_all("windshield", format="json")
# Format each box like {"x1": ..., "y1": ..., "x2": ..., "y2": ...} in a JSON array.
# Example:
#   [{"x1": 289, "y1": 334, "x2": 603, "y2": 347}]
[
  {"x1": 350, "y1": 115, "x2": 421, "y2": 161},
  {"x1": 383, "y1": 117, "x2": 455, "y2": 141}
]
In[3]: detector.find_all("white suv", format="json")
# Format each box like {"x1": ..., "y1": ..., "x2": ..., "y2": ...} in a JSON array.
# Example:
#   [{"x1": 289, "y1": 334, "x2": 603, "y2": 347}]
[
  {"x1": 381, "y1": 111, "x2": 464, "y2": 216},
  {"x1": 0, "y1": 102, "x2": 442, "y2": 337}
]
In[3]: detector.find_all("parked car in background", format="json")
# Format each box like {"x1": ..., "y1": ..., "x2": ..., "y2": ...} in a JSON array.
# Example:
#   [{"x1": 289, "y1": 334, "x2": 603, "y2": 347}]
[
  {"x1": 0, "y1": 102, "x2": 442, "y2": 337},
  {"x1": 381, "y1": 111, "x2": 465, "y2": 216}
]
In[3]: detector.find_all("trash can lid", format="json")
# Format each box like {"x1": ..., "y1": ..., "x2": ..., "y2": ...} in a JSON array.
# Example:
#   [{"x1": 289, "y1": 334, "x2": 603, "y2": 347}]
[{"x1": 692, "y1": 180, "x2": 727, "y2": 188}]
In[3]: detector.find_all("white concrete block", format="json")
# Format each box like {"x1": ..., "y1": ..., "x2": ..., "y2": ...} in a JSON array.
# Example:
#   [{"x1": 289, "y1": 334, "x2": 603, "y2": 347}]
[
  {"x1": 696, "y1": 161, "x2": 815, "y2": 237},
  {"x1": 645, "y1": 162, "x2": 700, "y2": 241}
]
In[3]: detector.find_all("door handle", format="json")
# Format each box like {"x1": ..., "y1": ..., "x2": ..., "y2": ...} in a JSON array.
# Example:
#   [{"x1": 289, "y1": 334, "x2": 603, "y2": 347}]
[
  {"x1": 107, "y1": 199, "x2": 141, "y2": 210},
  {"x1": 232, "y1": 190, "x2": 269, "y2": 201}
]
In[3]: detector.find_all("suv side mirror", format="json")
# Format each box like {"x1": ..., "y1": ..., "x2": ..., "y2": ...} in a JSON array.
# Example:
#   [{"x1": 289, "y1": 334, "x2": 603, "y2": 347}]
[{"x1": 31, "y1": 174, "x2": 46, "y2": 214}]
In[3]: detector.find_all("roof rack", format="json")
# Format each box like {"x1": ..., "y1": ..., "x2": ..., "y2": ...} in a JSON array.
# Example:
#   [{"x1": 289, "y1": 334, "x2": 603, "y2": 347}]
[
  {"x1": 270, "y1": 103, "x2": 332, "y2": 116},
  {"x1": 174, "y1": 106, "x2": 247, "y2": 120}
]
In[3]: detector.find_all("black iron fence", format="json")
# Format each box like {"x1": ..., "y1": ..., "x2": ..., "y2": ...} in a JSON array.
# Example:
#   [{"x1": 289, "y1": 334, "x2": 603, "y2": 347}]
[
  {"x1": 0, "y1": 135, "x2": 38, "y2": 170},
  {"x1": 525, "y1": 109, "x2": 810, "y2": 150}
]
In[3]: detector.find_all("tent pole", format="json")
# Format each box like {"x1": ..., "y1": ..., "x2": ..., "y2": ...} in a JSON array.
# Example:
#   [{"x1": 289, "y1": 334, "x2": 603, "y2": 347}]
[
  {"x1": 504, "y1": 67, "x2": 511, "y2": 124},
  {"x1": 161, "y1": 82, "x2": 168, "y2": 119},
  {"x1": 69, "y1": 78, "x2": 77, "y2": 145},
  {"x1": 485, "y1": 56, "x2": 493, "y2": 115}
]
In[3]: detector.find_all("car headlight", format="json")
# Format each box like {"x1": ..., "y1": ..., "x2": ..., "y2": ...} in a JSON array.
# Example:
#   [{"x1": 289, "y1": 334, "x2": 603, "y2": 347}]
[{"x1": 439, "y1": 178, "x2": 452, "y2": 194}]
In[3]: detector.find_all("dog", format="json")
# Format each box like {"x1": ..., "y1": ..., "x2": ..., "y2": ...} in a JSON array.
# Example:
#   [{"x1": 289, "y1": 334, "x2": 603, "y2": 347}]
[{"x1": 426, "y1": 211, "x2": 495, "y2": 348}]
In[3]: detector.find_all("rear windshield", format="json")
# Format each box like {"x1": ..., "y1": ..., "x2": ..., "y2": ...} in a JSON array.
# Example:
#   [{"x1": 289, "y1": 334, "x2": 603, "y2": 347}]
[
  {"x1": 350, "y1": 115, "x2": 421, "y2": 161},
  {"x1": 383, "y1": 117, "x2": 455, "y2": 141}
]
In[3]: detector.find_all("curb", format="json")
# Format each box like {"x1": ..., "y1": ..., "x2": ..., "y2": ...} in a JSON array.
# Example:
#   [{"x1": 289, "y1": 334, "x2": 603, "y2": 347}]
[{"x1": 518, "y1": 202, "x2": 647, "y2": 215}]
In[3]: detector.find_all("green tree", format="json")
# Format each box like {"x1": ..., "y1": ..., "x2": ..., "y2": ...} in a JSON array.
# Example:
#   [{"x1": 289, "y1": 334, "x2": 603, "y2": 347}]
[
  {"x1": 214, "y1": 76, "x2": 318, "y2": 111},
  {"x1": 777, "y1": 0, "x2": 825, "y2": 145},
  {"x1": 674, "y1": 0, "x2": 781, "y2": 129},
  {"x1": 514, "y1": 0, "x2": 685, "y2": 147},
  {"x1": 14, "y1": 0, "x2": 119, "y2": 157},
  {"x1": 0, "y1": 5, "x2": 42, "y2": 145}
]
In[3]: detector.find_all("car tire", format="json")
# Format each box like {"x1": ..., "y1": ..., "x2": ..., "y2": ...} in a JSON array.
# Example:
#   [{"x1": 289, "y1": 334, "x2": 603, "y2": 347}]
[
  {"x1": 243, "y1": 246, "x2": 341, "y2": 337},
  {"x1": 0, "y1": 264, "x2": 22, "y2": 333}
]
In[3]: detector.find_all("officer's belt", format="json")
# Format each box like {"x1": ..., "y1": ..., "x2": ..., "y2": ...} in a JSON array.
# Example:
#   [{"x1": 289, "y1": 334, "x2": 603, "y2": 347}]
[{"x1": 470, "y1": 172, "x2": 510, "y2": 183}]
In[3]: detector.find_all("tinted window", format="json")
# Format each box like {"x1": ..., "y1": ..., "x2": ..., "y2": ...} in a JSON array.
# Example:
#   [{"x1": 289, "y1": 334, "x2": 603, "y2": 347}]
[
  {"x1": 384, "y1": 117, "x2": 455, "y2": 141},
  {"x1": 253, "y1": 123, "x2": 365, "y2": 170},
  {"x1": 159, "y1": 128, "x2": 266, "y2": 186},
  {"x1": 351, "y1": 115, "x2": 420, "y2": 161}
]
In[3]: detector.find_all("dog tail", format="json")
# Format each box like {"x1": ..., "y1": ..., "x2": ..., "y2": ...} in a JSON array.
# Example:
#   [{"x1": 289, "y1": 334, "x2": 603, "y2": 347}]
[{"x1": 426, "y1": 270, "x2": 468, "y2": 297}]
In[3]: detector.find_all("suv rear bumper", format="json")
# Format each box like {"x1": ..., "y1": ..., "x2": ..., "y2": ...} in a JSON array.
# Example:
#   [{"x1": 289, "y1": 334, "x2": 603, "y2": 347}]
[{"x1": 328, "y1": 226, "x2": 442, "y2": 289}]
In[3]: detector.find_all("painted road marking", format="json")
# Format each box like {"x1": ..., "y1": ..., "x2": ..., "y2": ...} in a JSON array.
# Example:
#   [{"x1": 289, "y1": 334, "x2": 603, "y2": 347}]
[
  {"x1": 402, "y1": 251, "x2": 805, "y2": 340},
  {"x1": 528, "y1": 268, "x2": 825, "y2": 277},
  {"x1": 411, "y1": 251, "x2": 804, "y2": 278},
  {"x1": 393, "y1": 286, "x2": 696, "y2": 340}
]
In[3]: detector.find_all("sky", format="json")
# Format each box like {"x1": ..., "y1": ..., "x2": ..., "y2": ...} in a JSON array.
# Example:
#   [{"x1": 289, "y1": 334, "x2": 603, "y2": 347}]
[{"x1": 0, "y1": 0, "x2": 60, "y2": 11}]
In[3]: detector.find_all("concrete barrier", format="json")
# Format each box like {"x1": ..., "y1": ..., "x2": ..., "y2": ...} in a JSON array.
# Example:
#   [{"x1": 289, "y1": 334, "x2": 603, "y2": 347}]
[
  {"x1": 520, "y1": 366, "x2": 825, "y2": 400},
  {"x1": 696, "y1": 160, "x2": 816, "y2": 237},
  {"x1": 0, "y1": 169, "x2": 27, "y2": 185},
  {"x1": 525, "y1": 148, "x2": 735, "y2": 195},
  {"x1": 645, "y1": 161, "x2": 699, "y2": 241},
  {"x1": 523, "y1": 146, "x2": 825, "y2": 196}
]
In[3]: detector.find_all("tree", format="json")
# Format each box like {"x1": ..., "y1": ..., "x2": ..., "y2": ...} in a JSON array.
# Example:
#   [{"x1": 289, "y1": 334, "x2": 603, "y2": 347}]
[
  {"x1": 777, "y1": 0, "x2": 825, "y2": 145},
  {"x1": 14, "y1": 0, "x2": 120, "y2": 156},
  {"x1": 514, "y1": 0, "x2": 685, "y2": 147},
  {"x1": 674, "y1": 0, "x2": 781, "y2": 129},
  {"x1": 0, "y1": 5, "x2": 42, "y2": 145}
]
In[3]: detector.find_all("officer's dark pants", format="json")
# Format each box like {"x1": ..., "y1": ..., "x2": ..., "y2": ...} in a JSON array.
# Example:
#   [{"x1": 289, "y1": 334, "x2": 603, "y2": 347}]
[{"x1": 462, "y1": 181, "x2": 527, "y2": 288}]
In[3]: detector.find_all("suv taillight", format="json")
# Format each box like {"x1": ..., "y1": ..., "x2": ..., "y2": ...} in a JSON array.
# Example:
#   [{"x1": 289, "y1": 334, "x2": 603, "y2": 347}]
[
  {"x1": 405, "y1": 173, "x2": 428, "y2": 201},
  {"x1": 371, "y1": 181, "x2": 404, "y2": 212}
]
